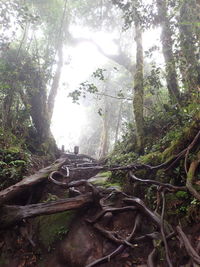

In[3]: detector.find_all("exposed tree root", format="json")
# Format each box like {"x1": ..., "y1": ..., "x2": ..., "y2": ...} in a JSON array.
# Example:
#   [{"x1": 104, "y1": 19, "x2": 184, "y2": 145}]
[
  {"x1": 129, "y1": 171, "x2": 186, "y2": 191},
  {"x1": 160, "y1": 190, "x2": 173, "y2": 267},
  {"x1": 177, "y1": 226, "x2": 200, "y2": 265},
  {"x1": 86, "y1": 215, "x2": 141, "y2": 267},
  {"x1": 147, "y1": 247, "x2": 157, "y2": 267},
  {"x1": 0, "y1": 130, "x2": 199, "y2": 266},
  {"x1": 186, "y1": 151, "x2": 200, "y2": 201}
]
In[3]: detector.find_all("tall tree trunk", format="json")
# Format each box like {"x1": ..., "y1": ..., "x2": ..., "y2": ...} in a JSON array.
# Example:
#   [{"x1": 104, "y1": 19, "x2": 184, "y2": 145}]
[
  {"x1": 179, "y1": 0, "x2": 200, "y2": 95},
  {"x1": 29, "y1": 88, "x2": 50, "y2": 143},
  {"x1": 48, "y1": 43, "x2": 63, "y2": 120},
  {"x1": 133, "y1": 22, "x2": 144, "y2": 154},
  {"x1": 2, "y1": 93, "x2": 13, "y2": 129},
  {"x1": 99, "y1": 96, "x2": 109, "y2": 158},
  {"x1": 47, "y1": 0, "x2": 68, "y2": 121},
  {"x1": 156, "y1": 0, "x2": 181, "y2": 104},
  {"x1": 114, "y1": 100, "x2": 123, "y2": 145}
]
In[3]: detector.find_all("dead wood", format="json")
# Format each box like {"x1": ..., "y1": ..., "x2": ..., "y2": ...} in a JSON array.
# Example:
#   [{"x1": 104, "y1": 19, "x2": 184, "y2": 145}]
[
  {"x1": 0, "y1": 193, "x2": 93, "y2": 229},
  {"x1": 0, "y1": 158, "x2": 67, "y2": 205}
]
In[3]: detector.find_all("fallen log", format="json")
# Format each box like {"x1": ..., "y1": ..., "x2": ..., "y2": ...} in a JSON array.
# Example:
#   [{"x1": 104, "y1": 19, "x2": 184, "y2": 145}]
[
  {"x1": 0, "y1": 193, "x2": 93, "y2": 229},
  {"x1": 0, "y1": 158, "x2": 67, "y2": 205}
]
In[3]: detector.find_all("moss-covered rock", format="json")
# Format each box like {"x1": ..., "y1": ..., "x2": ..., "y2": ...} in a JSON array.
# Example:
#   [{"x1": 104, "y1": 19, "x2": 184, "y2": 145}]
[{"x1": 37, "y1": 211, "x2": 75, "y2": 251}]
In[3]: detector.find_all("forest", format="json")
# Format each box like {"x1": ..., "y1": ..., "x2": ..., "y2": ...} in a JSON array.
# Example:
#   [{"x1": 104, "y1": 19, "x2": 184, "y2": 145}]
[{"x1": 0, "y1": 0, "x2": 200, "y2": 266}]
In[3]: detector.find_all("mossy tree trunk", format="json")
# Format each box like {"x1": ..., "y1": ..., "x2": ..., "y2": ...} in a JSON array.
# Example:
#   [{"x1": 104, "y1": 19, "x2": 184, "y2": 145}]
[
  {"x1": 156, "y1": 0, "x2": 181, "y2": 104},
  {"x1": 114, "y1": 100, "x2": 123, "y2": 145},
  {"x1": 47, "y1": 43, "x2": 63, "y2": 120},
  {"x1": 133, "y1": 22, "x2": 144, "y2": 154},
  {"x1": 28, "y1": 78, "x2": 50, "y2": 143},
  {"x1": 179, "y1": 0, "x2": 200, "y2": 95},
  {"x1": 99, "y1": 94, "x2": 109, "y2": 158}
]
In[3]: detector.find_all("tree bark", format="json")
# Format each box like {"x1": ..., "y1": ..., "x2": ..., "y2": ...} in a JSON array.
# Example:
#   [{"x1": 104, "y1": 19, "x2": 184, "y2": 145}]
[
  {"x1": 179, "y1": 0, "x2": 200, "y2": 94},
  {"x1": 114, "y1": 100, "x2": 123, "y2": 145},
  {"x1": 156, "y1": 0, "x2": 181, "y2": 104},
  {"x1": 48, "y1": 43, "x2": 63, "y2": 120},
  {"x1": 0, "y1": 193, "x2": 93, "y2": 229},
  {"x1": 28, "y1": 78, "x2": 50, "y2": 142},
  {"x1": 99, "y1": 93, "x2": 110, "y2": 158},
  {"x1": 133, "y1": 22, "x2": 144, "y2": 154}
]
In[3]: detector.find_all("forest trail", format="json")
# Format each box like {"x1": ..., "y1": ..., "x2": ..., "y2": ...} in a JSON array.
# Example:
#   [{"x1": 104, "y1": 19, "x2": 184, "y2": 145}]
[{"x1": 1, "y1": 130, "x2": 200, "y2": 267}]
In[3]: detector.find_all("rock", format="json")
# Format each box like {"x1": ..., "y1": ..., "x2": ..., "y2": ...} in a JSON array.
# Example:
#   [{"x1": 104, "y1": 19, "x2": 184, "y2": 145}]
[{"x1": 49, "y1": 218, "x2": 104, "y2": 267}]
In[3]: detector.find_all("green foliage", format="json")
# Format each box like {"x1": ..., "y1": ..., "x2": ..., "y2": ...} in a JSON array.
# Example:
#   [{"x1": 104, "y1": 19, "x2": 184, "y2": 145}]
[
  {"x1": 99, "y1": 171, "x2": 112, "y2": 177},
  {"x1": 43, "y1": 193, "x2": 59, "y2": 203},
  {"x1": 0, "y1": 0, "x2": 38, "y2": 49},
  {"x1": 68, "y1": 82, "x2": 98, "y2": 104},
  {"x1": 175, "y1": 191, "x2": 189, "y2": 199},
  {"x1": 108, "y1": 151, "x2": 137, "y2": 166},
  {"x1": 92, "y1": 68, "x2": 106, "y2": 81},
  {"x1": 140, "y1": 152, "x2": 162, "y2": 165},
  {"x1": 0, "y1": 129, "x2": 31, "y2": 189},
  {"x1": 144, "y1": 64, "x2": 163, "y2": 95}
]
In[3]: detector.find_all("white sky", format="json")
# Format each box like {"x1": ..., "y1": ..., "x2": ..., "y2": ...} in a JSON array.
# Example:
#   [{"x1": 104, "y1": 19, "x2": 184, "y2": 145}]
[{"x1": 51, "y1": 27, "x2": 163, "y2": 151}]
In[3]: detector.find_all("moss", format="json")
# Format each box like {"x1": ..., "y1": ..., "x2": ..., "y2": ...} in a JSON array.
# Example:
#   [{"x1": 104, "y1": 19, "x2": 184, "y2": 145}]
[
  {"x1": 162, "y1": 118, "x2": 200, "y2": 161},
  {"x1": 37, "y1": 211, "x2": 75, "y2": 250},
  {"x1": 91, "y1": 176, "x2": 122, "y2": 190},
  {"x1": 175, "y1": 191, "x2": 189, "y2": 199},
  {"x1": 6, "y1": 146, "x2": 21, "y2": 154},
  {"x1": 99, "y1": 171, "x2": 112, "y2": 178},
  {"x1": 104, "y1": 182, "x2": 122, "y2": 190},
  {"x1": 140, "y1": 151, "x2": 162, "y2": 165},
  {"x1": 108, "y1": 151, "x2": 138, "y2": 166}
]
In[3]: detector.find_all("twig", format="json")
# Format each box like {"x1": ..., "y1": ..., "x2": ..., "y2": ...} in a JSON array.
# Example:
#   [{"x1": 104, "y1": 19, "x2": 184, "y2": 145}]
[{"x1": 93, "y1": 223, "x2": 134, "y2": 247}]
